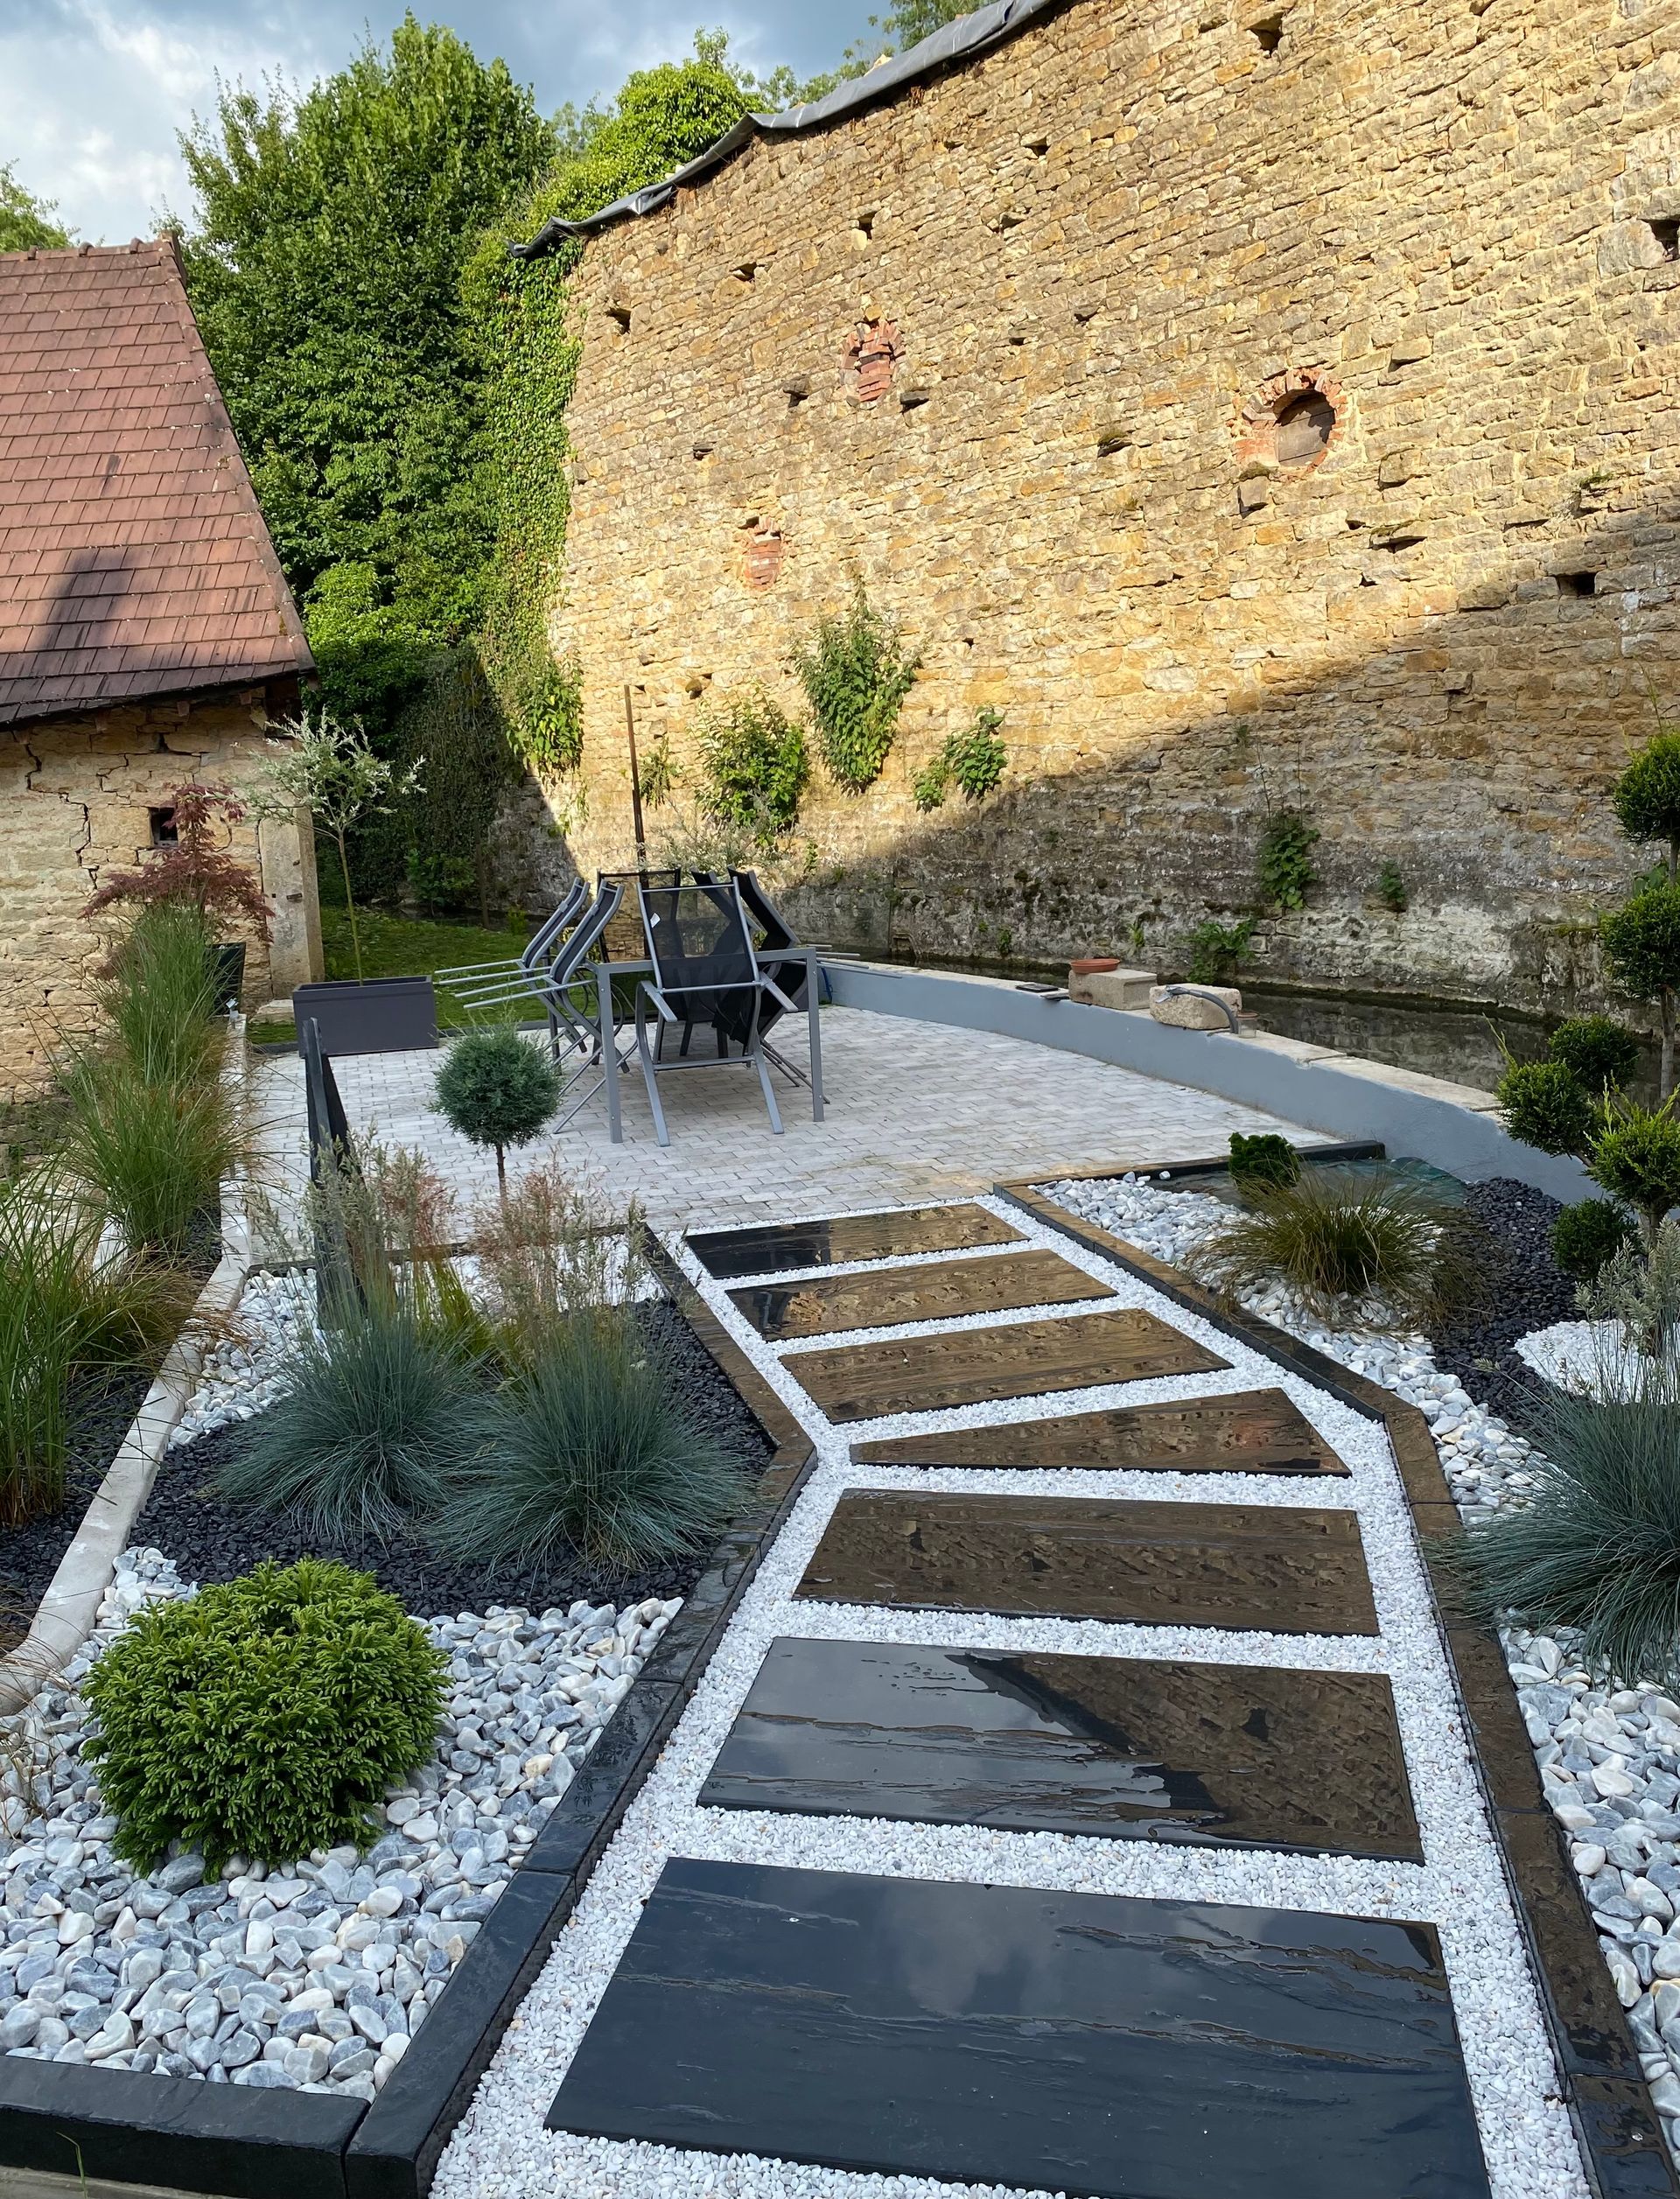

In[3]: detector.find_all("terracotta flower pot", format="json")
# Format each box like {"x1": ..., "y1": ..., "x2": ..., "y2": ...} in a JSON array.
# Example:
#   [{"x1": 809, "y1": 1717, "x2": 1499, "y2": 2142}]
[{"x1": 1068, "y1": 957, "x2": 1120, "y2": 976}]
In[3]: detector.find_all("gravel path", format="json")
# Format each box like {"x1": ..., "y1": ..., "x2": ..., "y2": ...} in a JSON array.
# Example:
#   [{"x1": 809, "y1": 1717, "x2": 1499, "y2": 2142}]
[{"x1": 427, "y1": 1194, "x2": 1590, "y2": 2199}]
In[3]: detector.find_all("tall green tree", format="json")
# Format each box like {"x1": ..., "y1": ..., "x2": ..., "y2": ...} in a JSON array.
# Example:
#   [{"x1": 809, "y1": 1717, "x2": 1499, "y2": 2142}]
[
  {"x1": 178, "y1": 18, "x2": 554, "y2": 731},
  {"x1": 0, "y1": 163, "x2": 70, "y2": 249}
]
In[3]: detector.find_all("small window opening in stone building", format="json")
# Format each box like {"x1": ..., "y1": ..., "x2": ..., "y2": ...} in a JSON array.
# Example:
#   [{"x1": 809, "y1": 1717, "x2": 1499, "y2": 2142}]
[
  {"x1": 1023, "y1": 133, "x2": 1049, "y2": 155},
  {"x1": 692, "y1": 440, "x2": 714, "y2": 460},
  {"x1": 1274, "y1": 391, "x2": 1335, "y2": 467},
  {"x1": 852, "y1": 210, "x2": 877, "y2": 242},
  {"x1": 1556, "y1": 570, "x2": 1599, "y2": 599},
  {"x1": 734, "y1": 261, "x2": 760, "y2": 284},
  {"x1": 900, "y1": 389, "x2": 930, "y2": 411},
  {"x1": 1650, "y1": 219, "x2": 1680, "y2": 262},
  {"x1": 148, "y1": 806, "x2": 178, "y2": 847},
  {"x1": 1250, "y1": 13, "x2": 1285, "y2": 53},
  {"x1": 606, "y1": 304, "x2": 631, "y2": 333},
  {"x1": 785, "y1": 378, "x2": 810, "y2": 410}
]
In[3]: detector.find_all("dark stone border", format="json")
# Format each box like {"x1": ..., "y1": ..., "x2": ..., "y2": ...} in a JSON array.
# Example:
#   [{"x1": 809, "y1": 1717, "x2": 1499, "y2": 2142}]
[
  {"x1": 0, "y1": 1263, "x2": 816, "y2": 2199},
  {"x1": 998, "y1": 1175, "x2": 1680, "y2": 2199}
]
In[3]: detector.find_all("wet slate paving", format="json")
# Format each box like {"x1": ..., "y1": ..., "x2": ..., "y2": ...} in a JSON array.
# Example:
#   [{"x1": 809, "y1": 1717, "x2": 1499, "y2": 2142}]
[
  {"x1": 788, "y1": 1306, "x2": 1228, "y2": 1421},
  {"x1": 729, "y1": 1247, "x2": 1112, "y2": 1341},
  {"x1": 701, "y1": 1636, "x2": 1422, "y2": 1859},
  {"x1": 795, "y1": 1490, "x2": 1380, "y2": 1634},
  {"x1": 689, "y1": 1202, "x2": 1024, "y2": 1279},
  {"x1": 852, "y1": 1384, "x2": 1348, "y2": 1475},
  {"x1": 547, "y1": 1859, "x2": 1490, "y2": 2199}
]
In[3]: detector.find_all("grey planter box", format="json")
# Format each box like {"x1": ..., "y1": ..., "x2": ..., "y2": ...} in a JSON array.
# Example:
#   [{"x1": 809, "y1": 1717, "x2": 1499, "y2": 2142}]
[{"x1": 292, "y1": 977, "x2": 438, "y2": 1056}]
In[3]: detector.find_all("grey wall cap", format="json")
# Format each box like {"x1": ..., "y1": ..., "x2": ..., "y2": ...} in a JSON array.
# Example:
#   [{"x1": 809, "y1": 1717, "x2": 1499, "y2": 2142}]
[{"x1": 512, "y1": 0, "x2": 1073, "y2": 255}]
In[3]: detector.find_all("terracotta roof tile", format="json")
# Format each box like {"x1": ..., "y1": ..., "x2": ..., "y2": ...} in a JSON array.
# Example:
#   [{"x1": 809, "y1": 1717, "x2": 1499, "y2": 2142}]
[{"x1": 0, "y1": 240, "x2": 312, "y2": 727}]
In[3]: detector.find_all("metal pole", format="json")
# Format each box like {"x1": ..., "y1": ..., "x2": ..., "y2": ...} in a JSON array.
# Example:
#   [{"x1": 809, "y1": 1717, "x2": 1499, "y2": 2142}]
[{"x1": 623, "y1": 684, "x2": 646, "y2": 868}]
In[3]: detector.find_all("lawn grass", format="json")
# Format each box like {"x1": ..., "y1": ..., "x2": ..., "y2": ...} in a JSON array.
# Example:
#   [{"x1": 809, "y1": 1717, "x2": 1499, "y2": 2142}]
[{"x1": 249, "y1": 906, "x2": 537, "y2": 1046}]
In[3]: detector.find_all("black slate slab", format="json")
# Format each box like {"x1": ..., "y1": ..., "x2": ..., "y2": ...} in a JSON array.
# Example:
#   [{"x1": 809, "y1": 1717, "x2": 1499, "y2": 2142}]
[
  {"x1": 689, "y1": 1203, "x2": 1023, "y2": 1278},
  {"x1": 700, "y1": 1636, "x2": 1420, "y2": 1859},
  {"x1": 795, "y1": 1490, "x2": 1380, "y2": 1634},
  {"x1": 729, "y1": 1248, "x2": 1110, "y2": 1340},
  {"x1": 851, "y1": 1384, "x2": 1347, "y2": 1474},
  {"x1": 547, "y1": 1859, "x2": 1490, "y2": 2199},
  {"x1": 788, "y1": 1306, "x2": 1228, "y2": 1421}
]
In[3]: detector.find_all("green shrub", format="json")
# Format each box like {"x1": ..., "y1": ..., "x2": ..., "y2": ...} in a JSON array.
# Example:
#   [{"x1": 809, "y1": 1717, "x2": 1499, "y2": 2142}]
[
  {"x1": 1581, "y1": 1220, "x2": 1680, "y2": 1358},
  {"x1": 219, "y1": 1310, "x2": 483, "y2": 1541},
  {"x1": 437, "y1": 1313, "x2": 743, "y2": 1572},
  {"x1": 792, "y1": 583, "x2": 920, "y2": 793},
  {"x1": 1613, "y1": 729, "x2": 1680, "y2": 852},
  {"x1": 1586, "y1": 1094, "x2": 1680, "y2": 1242},
  {"x1": 1256, "y1": 809, "x2": 1319, "y2": 912},
  {"x1": 1228, "y1": 1131, "x2": 1301, "y2": 1197},
  {"x1": 0, "y1": 1173, "x2": 186, "y2": 1525},
  {"x1": 1445, "y1": 1388, "x2": 1680, "y2": 1690},
  {"x1": 405, "y1": 849, "x2": 476, "y2": 913},
  {"x1": 1550, "y1": 1015, "x2": 1641, "y2": 1096},
  {"x1": 434, "y1": 1028, "x2": 561, "y2": 1191},
  {"x1": 694, "y1": 685, "x2": 808, "y2": 841},
  {"x1": 1602, "y1": 882, "x2": 1680, "y2": 1097},
  {"x1": 914, "y1": 709, "x2": 1008, "y2": 811},
  {"x1": 1376, "y1": 861, "x2": 1408, "y2": 914},
  {"x1": 1186, "y1": 918, "x2": 1254, "y2": 984},
  {"x1": 85, "y1": 1560, "x2": 446, "y2": 1873},
  {"x1": 1496, "y1": 1059, "x2": 1593, "y2": 1159},
  {"x1": 1190, "y1": 1165, "x2": 1473, "y2": 1326},
  {"x1": 1552, "y1": 1198, "x2": 1636, "y2": 1284}
]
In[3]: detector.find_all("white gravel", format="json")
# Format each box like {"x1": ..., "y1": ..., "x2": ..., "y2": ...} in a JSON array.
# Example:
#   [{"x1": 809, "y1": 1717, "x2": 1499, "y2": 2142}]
[
  {"x1": 428, "y1": 1193, "x2": 1590, "y2": 2199},
  {"x1": 0, "y1": 1551, "x2": 677, "y2": 2099}
]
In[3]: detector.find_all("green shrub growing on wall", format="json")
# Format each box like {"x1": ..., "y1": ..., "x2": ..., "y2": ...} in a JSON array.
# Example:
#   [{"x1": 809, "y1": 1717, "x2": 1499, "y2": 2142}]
[
  {"x1": 914, "y1": 709, "x2": 1007, "y2": 811},
  {"x1": 1376, "y1": 861, "x2": 1408, "y2": 914},
  {"x1": 793, "y1": 584, "x2": 920, "y2": 793},
  {"x1": 1186, "y1": 918, "x2": 1254, "y2": 984},
  {"x1": 85, "y1": 1560, "x2": 446, "y2": 1872},
  {"x1": 1257, "y1": 809, "x2": 1320, "y2": 912},
  {"x1": 694, "y1": 686, "x2": 809, "y2": 841}
]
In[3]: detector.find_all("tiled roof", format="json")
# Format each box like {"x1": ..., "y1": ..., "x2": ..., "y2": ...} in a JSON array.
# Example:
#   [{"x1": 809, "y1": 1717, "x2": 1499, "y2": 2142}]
[{"x1": 0, "y1": 239, "x2": 312, "y2": 729}]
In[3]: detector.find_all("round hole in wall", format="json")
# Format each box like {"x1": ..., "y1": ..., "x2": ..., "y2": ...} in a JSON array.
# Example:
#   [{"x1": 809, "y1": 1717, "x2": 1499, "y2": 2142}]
[{"x1": 1274, "y1": 390, "x2": 1336, "y2": 467}]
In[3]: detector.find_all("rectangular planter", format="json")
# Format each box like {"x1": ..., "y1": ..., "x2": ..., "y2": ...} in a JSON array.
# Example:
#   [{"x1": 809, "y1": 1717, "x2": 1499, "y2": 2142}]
[{"x1": 292, "y1": 978, "x2": 438, "y2": 1057}]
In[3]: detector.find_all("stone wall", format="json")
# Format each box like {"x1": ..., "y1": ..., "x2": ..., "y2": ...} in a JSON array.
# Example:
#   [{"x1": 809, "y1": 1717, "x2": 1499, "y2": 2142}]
[
  {"x1": 0, "y1": 684, "x2": 322, "y2": 1096},
  {"x1": 536, "y1": 0, "x2": 1680, "y2": 1018}
]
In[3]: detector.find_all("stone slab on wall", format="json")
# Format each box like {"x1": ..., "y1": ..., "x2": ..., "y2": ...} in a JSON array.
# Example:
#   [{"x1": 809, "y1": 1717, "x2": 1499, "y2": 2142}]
[
  {"x1": 0, "y1": 685, "x2": 322, "y2": 1096},
  {"x1": 532, "y1": 0, "x2": 1680, "y2": 1020}
]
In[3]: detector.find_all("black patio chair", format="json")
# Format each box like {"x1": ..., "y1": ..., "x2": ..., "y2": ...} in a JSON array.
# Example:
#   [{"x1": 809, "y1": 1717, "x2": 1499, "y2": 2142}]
[
  {"x1": 731, "y1": 869, "x2": 822, "y2": 1090},
  {"x1": 632, "y1": 881, "x2": 806, "y2": 1147},
  {"x1": 436, "y1": 878, "x2": 588, "y2": 1010}
]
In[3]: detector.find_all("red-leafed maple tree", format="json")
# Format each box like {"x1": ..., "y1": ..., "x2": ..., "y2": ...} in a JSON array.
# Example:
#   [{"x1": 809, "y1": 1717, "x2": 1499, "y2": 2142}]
[{"x1": 82, "y1": 784, "x2": 271, "y2": 932}]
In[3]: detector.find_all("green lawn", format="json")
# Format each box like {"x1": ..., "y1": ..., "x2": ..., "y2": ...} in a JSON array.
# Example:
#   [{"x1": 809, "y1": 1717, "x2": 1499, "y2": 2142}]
[{"x1": 250, "y1": 906, "x2": 538, "y2": 1044}]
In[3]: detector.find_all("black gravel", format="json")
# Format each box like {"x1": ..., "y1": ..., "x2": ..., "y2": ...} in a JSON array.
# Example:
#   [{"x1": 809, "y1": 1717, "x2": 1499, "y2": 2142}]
[
  {"x1": 0, "y1": 1203, "x2": 223, "y2": 1653},
  {"x1": 1427, "y1": 1175, "x2": 1578, "y2": 1425},
  {"x1": 131, "y1": 1297, "x2": 775, "y2": 1618}
]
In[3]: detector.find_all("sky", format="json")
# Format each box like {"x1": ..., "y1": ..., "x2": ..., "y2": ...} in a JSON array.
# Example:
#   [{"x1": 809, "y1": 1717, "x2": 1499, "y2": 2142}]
[{"x1": 0, "y1": 2, "x2": 878, "y2": 242}]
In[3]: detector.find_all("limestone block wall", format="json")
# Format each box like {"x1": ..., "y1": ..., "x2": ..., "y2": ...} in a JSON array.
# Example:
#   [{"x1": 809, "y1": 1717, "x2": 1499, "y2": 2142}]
[
  {"x1": 539, "y1": 0, "x2": 1680, "y2": 1016},
  {"x1": 0, "y1": 685, "x2": 323, "y2": 1096}
]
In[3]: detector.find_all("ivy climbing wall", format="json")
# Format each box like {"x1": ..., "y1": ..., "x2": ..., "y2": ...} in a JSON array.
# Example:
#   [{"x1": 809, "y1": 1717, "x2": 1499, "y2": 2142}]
[{"x1": 536, "y1": 0, "x2": 1680, "y2": 1012}]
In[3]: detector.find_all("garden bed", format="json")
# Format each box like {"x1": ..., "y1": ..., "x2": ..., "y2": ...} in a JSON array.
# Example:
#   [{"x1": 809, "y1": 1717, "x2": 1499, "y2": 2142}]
[{"x1": 0, "y1": 1249, "x2": 813, "y2": 2199}]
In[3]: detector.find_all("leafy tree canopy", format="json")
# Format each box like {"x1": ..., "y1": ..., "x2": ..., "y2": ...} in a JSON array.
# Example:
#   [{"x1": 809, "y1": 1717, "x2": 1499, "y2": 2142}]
[
  {"x1": 0, "y1": 162, "x2": 70, "y2": 250},
  {"x1": 178, "y1": 17, "x2": 555, "y2": 728}
]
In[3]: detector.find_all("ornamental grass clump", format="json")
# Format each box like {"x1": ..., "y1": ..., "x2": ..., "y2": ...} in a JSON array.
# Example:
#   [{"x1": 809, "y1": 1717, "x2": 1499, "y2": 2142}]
[
  {"x1": 1446, "y1": 1382, "x2": 1680, "y2": 1691},
  {"x1": 219, "y1": 1310, "x2": 485, "y2": 1543},
  {"x1": 85, "y1": 1560, "x2": 446, "y2": 1873},
  {"x1": 1190, "y1": 1165, "x2": 1475, "y2": 1327},
  {"x1": 438, "y1": 1313, "x2": 742, "y2": 1573},
  {"x1": 0, "y1": 1171, "x2": 186, "y2": 1526}
]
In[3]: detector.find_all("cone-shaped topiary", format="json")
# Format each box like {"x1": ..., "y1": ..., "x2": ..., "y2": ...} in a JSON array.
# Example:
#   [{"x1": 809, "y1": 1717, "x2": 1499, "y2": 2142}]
[{"x1": 85, "y1": 1560, "x2": 445, "y2": 1873}]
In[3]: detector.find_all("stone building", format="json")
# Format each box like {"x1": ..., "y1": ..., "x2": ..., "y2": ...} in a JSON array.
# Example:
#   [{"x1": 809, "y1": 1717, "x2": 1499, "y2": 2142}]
[
  {"x1": 521, "y1": 0, "x2": 1680, "y2": 1014},
  {"x1": 0, "y1": 238, "x2": 322, "y2": 1095}
]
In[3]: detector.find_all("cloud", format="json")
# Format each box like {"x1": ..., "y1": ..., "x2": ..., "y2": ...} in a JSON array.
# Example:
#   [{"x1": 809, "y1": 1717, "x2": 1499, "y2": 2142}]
[{"x1": 0, "y1": 0, "x2": 869, "y2": 241}]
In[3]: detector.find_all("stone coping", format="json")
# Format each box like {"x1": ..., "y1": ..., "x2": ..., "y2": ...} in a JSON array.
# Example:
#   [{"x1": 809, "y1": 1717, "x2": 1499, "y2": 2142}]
[
  {"x1": 999, "y1": 1172, "x2": 1679, "y2": 2199},
  {"x1": 0, "y1": 1243, "x2": 816, "y2": 2199}
]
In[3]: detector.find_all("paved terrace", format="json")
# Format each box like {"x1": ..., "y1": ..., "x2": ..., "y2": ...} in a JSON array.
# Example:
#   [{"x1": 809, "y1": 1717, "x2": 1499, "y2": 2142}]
[{"x1": 248, "y1": 1004, "x2": 1320, "y2": 1241}]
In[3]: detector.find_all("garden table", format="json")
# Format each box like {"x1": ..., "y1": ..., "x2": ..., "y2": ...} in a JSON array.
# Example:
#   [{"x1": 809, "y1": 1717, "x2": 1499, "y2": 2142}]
[{"x1": 583, "y1": 945, "x2": 825, "y2": 1144}]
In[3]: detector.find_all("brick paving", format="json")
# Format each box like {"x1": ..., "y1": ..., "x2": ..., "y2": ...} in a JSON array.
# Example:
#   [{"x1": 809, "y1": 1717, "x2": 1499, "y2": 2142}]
[{"x1": 248, "y1": 1005, "x2": 1317, "y2": 1246}]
